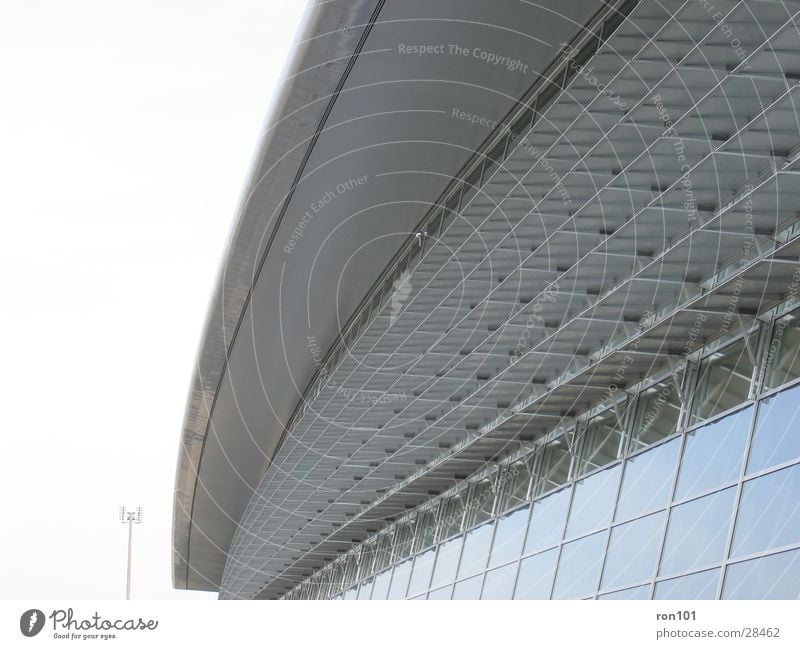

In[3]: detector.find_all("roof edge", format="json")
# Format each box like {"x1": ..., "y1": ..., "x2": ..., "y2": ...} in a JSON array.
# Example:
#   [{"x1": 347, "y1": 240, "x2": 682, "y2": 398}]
[{"x1": 171, "y1": 0, "x2": 379, "y2": 590}]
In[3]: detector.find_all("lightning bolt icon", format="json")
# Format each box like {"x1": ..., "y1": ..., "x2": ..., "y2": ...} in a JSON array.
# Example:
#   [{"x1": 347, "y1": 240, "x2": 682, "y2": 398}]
[{"x1": 28, "y1": 611, "x2": 37, "y2": 632}]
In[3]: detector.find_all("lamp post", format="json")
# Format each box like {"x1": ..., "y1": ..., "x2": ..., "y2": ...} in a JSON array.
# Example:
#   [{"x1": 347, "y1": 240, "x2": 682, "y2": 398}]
[{"x1": 119, "y1": 506, "x2": 143, "y2": 600}]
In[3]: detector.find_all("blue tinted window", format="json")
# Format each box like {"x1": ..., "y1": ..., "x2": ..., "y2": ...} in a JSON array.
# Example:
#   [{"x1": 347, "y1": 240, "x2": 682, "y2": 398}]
[
  {"x1": 552, "y1": 530, "x2": 607, "y2": 599},
  {"x1": 457, "y1": 522, "x2": 493, "y2": 579},
  {"x1": 764, "y1": 310, "x2": 800, "y2": 389},
  {"x1": 489, "y1": 506, "x2": 528, "y2": 569},
  {"x1": 616, "y1": 438, "x2": 679, "y2": 522},
  {"x1": 413, "y1": 509, "x2": 437, "y2": 551},
  {"x1": 723, "y1": 549, "x2": 800, "y2": 599},
  {"x1": 357, "y1": 577, "x2": 373, "y2": 600},
  {"x1": 660, "y1": 487, "x2": 736, "y2": 576},
  {"x1": 407, "y1": 549, "x2": 435, "y2": 596},
  {"x1": 387, "y1": 559, "x2": 412, "y2": 599},
  {"x1": 515, "y1": 548, "x2": 558, "y2": 599},
  {"x1": 430, "y1": 536, "x2": 462, "y2": 589},
  {"x1": 601, "y1": 511, "x2": 666, "y2": 591},
  {"x1": 598, "y1": 585, "x2": 650, "y2": 600},
  {"x1": 452, "y1": 575, "x2": 483, "y2": 600},
  {"x1": 464, "y1": 478, "x2": 495, "y2": 528},
  {"x1": 631, "y1": 376, "x2": 682, "y2": 451},
  {"x1": 748, "y1": 385, "x2": 800, "y2": 474},
  {"x1": 675, "y1": 407, "x2": 751, "y2": 500},
  {"x1": 731, "y1": 464, "x2": 800, "y2": 558},
  {"x1": 565, "y1": 464, "x2": 621, "y2": 539},
  {"x1": 578, "y1": 410, "x2": 624, "y2": 475},
  {"x1": 440, "y1": 493, "x2": 465, "y2": 539},
  {"x1": 482, "y1": 563, "x2": 517, "y2": 599},
  {"x1": 498, "y1": 459, "x2": 532, "y2": 513},
  {"x1": 536, "y1": 439, "x2": 572, "y2": 495},
  {"x1": 370, "y1": 569, "x2": 391, "y2": 599},
  {"x1": 654, "y1": 569, "x2": 720, "y2": 600},
  {"x1": 524, "y1": 487, "x2": 570, "y2": 555},
  {"x1": 427, "y1": 585, "x2": 453, "y2": 600},
  {"x1": 690, "y1": 336, "x2": 755, "y2": 424}
]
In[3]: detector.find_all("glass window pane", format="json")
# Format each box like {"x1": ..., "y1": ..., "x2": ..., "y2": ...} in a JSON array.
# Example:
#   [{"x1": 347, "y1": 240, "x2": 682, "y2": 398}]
[
  {"x1": 748, "y1": 384, "x2": 800, "y2": 474},
  {"x1": 343, "y1": 586, "x2": 358, "y2": 600},
  {"x1": 660, "y1": 487, "x2": 736, "y2": 577},
  {"x1": 515, "y1": 548, "x2": 558, "y2": 599},
  {"x1": 413, "y1": 509, "x2": 437, "y2": 552},
  {"x1": 316, "y1": 574, "x2": 329, "y2": 600},
  {"x1": 690, "y1": 336, "x2": 755, "y2": 424},
  {"x1": 457, "y1": 522, "x2": 493, "y2": 579},
  {"x1": 498, "y1": 458, "x2": 532, "y2": 513},
  {"x1": 334, "y1": 563, "x2": 346, "y2": 595},
  {"x1": 578, "y1": 410, "x2": 623, "y2": 475},
  {"x1": 407, "y1": 548, "x2": 435, "y2": 596},
  {"x1": 440, "y1": 493, "x2": 465, "y2": 539},
  {"x1": 452, "y1": 575, "x2": 483, "y2": 600},
  {"x1": 524, "y1": 487, "x2": 570, "y2": 555},
  {"x1": 598, "y1": 585, "x2": 650, "y2": 600},
  {"x1": 358, "y1": 544, "x2": 377, "y2": 581},
  {"x1": 392, "y1": 521, "x2": 414, "y2": 562},
  {"x1": 675, "y1": 407, "x2": 751, "y2": 500},
  {"x1": 536, "y1": 438, "x2": 571, "y2": 495},
  {"x1": 482, "y1": 563, "x2": 517, "y2": 599},
  {"x1": 430, "y1": 536, "x2": 462, "y2": 589},
  {"x1": 601, "y1": 511, "x2": 665, "y2": 591},
  {"x1": 616, "y1": 439, "x2": 679, "y2": 522},
  {"x1": 764, "y1": 309, "x2": 800, "y2": 390},
  {"x1": 387, "y1": 559, "x2": 412, "y2": 600},
  {"x1": 343, "y1": 554, "x2": 358, "y2": 589},
  {"x1": 324, "y1": 568, "x2": 339, "y2": 599},
  {"x1": 371, "y1": 569, "x2": 391, "y2": 600},
  {"x1": 631, "y1": 375, "x2": 683, "y2": 450},
  {"x1": 427, "y1": 585, "x2": 453, "y2": 600},
  {"x1": 374, "y1": 533, "x2": 394, "y2": 573},
  {"x1": 731, "y1": 464, "x2": 800, "y2": 558},
  {"x1": 552, "y1": 530, "x2": 607, "y2": 599},
  {"x1": 565, "y1": 464, "x2": 621, "y2": 539},
  {"x1": 654, "y1": 569, "x2": 720, "y2": 600},
  {"x1": 722, "y1": 549, "x2": 800, "y2": 599},
  {"x1": 357, "y1": 577, "x2": 373, "y2": 600},
  {"x1": 464, "y1": 478, "x2": 496, "y2": 528},
  {"x1": 489, "y1": 506, "x2": 529, "y2": 569}
]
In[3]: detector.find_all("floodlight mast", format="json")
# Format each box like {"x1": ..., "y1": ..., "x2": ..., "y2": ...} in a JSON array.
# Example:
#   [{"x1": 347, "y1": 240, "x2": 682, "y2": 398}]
[{"x1": 119, "y1": 506, "x2": 143, "y2": 599}]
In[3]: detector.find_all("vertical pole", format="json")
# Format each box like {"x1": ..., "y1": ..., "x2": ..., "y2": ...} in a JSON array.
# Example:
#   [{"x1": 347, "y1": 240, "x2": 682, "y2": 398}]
[{"x1": 126, "y1": 514, "x2": 133, "y2": 600}]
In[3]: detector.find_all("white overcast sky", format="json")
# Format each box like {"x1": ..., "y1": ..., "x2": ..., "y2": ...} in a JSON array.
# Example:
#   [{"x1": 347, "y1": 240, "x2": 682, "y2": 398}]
[{"x1": 0, "y1": 1, "x2": 307, "y2": 599}]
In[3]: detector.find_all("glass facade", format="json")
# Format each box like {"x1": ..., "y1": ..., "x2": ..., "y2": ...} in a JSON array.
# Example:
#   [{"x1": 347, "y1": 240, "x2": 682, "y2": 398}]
[{"x1": 286, "y1": 312, "x2": 800, "y2": 600}]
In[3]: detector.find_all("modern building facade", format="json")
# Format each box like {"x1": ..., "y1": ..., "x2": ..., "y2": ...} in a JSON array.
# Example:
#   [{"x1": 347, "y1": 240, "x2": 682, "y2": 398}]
[{"x1": 173, "y1": 0, "x2": 800, "y2": 600}]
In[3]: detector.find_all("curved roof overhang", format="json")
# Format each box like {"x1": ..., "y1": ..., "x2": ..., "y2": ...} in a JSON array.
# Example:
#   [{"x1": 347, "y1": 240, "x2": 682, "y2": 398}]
[{"x1": 173, "y1": 0, "x2": 606, "y2": 591}]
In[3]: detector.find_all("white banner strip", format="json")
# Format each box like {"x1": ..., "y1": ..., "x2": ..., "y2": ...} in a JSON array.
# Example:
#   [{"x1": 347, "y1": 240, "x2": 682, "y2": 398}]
[{"x1": 1, "y1": 600, "x2": 798, "y2": 648}]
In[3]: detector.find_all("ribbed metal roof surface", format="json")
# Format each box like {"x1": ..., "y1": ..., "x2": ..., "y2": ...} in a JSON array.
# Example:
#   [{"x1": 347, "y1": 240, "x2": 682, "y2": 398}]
[
  {"x1": 174, "y1": 0, "x2": 604, "y2": 591},
  {"x1": 220, "y1": 0, "x2": 800, "y2": 599}
]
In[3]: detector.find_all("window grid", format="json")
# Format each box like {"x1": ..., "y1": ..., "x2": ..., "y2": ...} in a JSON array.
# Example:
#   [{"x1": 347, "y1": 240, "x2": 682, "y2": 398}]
[{"x1": 287, "y1": 314, "x2": 800, "y2": 600}]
